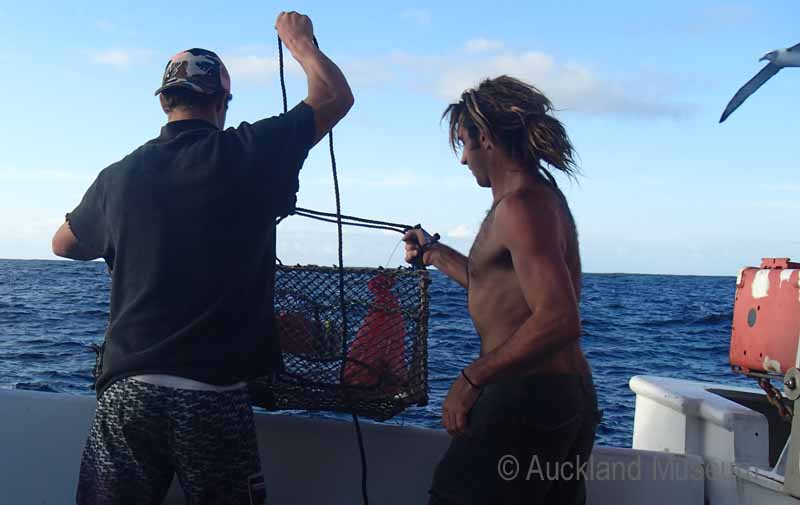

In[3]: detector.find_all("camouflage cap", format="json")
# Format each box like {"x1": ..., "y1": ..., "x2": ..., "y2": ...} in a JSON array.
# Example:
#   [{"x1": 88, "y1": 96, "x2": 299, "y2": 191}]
[{"x1": 154, "y1": 48, "x2": 231, "y2": 96}]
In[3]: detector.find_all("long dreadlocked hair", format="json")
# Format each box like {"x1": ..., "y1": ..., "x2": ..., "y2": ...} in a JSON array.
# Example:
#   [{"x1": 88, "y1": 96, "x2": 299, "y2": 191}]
[{"x1": 443, "y1": 75, "x2": 579, "y2": 183}]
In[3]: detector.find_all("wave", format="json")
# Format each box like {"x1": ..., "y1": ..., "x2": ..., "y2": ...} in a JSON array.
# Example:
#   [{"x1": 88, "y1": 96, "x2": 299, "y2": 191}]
[{"x1": 14, "y1": 382, "x2": 60, "y2": 393}]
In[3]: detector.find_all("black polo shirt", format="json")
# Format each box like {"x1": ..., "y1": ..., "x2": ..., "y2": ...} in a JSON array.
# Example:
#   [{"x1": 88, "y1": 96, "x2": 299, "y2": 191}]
[{"x1": 68, "y1": 102, "x2": 315, "y2": 396}]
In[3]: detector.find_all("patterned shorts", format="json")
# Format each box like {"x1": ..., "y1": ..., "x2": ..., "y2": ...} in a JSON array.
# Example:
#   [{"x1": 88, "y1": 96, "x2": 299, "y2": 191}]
[{"x1": 76, "y1": 378, "x2": 266, "y2": 505}]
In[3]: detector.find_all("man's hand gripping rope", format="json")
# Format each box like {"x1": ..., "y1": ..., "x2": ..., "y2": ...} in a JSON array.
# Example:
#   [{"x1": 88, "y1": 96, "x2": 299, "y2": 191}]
[{"x1": 402, "y1": 225, "x2": 440, "y2": 269}]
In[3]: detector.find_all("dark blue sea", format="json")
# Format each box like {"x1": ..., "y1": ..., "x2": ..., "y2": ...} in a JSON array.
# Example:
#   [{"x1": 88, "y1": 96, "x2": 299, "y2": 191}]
[{"x1": 0, "y1": 258, "x2": 751, "y2": 447}]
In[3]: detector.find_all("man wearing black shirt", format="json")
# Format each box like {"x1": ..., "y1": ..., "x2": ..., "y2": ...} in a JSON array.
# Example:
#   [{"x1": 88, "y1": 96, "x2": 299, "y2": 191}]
[{"x1": 52, "y1": 12, "x2": 353, "y2": 505}]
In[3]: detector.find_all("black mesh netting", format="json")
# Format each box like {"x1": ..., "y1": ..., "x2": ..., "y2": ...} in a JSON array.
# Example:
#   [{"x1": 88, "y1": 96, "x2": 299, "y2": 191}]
[{"x1": 248, "y1": 265, "x2": 431, "y2": 421}]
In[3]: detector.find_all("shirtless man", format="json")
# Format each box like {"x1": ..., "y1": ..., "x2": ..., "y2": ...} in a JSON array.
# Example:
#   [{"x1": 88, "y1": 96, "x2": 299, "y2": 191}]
[{"x1": 404, "y1": 76, "x2": 599, "y2": 505}]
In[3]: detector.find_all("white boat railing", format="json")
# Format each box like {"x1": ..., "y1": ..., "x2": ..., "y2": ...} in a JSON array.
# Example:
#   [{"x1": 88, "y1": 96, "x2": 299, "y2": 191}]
[{"x1": 0, "y1": 387, "x2": 711, "y2": 505}]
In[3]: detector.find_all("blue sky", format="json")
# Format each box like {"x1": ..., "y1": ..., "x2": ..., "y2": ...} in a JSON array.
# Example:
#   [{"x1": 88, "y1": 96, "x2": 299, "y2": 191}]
[{"x1": 0, "y1": 1, "x2": 797, "y2": 275}]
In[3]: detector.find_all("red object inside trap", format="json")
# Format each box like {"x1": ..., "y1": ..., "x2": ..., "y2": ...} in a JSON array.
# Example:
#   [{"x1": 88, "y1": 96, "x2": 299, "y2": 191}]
[
  {"x1": 343, "y1": 273, "x2": 408, "y2": 392},
  {"x1": 730, "y1": 258, "x2": 800, "y2": 376}
]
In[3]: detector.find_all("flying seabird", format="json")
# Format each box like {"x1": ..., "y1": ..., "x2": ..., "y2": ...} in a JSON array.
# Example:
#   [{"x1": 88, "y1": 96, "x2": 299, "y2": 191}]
[{"x1": 719, "y1": 42, "x2": 800, "y2": 123}]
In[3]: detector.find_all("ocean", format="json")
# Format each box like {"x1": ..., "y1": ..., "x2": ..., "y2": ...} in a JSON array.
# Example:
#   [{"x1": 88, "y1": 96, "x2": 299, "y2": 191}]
[{"x1": 0, "y1": 258, "x2": 751, "y2": 448}]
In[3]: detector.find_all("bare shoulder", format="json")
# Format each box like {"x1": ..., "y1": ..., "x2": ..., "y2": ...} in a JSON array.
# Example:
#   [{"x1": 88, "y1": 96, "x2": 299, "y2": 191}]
[{"x1": 493, "y1": 188, "x2": 566, "y2": 251}]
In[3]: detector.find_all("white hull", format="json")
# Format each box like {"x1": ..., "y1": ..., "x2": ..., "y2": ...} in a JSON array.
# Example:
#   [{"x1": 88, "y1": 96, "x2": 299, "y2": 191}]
[{"x1": 0, "y1": 375, "x2": 795, "y2": 504}]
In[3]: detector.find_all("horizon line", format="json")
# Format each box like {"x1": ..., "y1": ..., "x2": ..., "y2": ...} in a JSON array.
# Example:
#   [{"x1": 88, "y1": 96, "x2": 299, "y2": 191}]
[{"x1": 0, "y1": 257, "x2": 738, "y2": 278}]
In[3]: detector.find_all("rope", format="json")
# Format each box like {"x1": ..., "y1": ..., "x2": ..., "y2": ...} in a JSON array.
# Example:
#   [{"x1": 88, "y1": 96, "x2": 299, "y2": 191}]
[
  {"x1": 758, "y1": 378, "x2": 793, "y2": 422},
  {"x1": 296, "y1": 207, "x2": 413, "y2": 231},
  {"x1": 278, "y1": 34, "x2": 370, "y2": 505},
  {"x1": 293, "y1": 210, "x2": 409, "y2": 235},
  {"x1": 278, "y1": 37, "x2": 288, "y2": 114},
  {"x1": 277, "y1": 208, "x2": 412, "y2": 235}
]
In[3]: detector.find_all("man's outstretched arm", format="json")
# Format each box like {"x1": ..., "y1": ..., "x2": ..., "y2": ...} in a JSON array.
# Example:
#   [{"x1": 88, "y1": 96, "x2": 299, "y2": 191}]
[
  {"x1": 403, "y1": 229, "x2": 469, "y2": 288},
  {"x1": 276, "y1": 11, "x2": 354, "y2": 145}
]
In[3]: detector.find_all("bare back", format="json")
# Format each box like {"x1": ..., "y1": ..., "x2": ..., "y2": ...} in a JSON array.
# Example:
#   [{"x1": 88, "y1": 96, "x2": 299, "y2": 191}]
[{"x1": 467, "y1": 181, "x2": 587, "y2": 376}]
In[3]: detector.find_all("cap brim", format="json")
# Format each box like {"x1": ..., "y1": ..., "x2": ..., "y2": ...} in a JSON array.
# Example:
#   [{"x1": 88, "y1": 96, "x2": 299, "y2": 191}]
[{"x1": 154, "y1": 81, "x2": 214, "y2": 96}]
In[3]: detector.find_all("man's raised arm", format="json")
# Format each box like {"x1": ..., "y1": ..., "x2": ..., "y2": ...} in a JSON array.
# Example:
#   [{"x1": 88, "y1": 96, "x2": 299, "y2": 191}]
[{"x1": 276, "y1": 11, "x2": 354, "y2": 145}]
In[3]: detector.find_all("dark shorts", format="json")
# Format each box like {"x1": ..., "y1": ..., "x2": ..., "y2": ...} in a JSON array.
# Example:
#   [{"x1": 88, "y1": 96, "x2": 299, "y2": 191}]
[
  {"x1": 76, "y1": 378, "x2": 266, "y2": 505},
  {"x1": 429, "y1": 374, "x2": 600, "y2": 505}
]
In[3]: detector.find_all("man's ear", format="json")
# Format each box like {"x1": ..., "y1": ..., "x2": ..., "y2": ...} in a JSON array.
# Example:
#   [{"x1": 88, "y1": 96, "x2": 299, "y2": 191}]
[
  {"x1": 479, "y1": 130, "x2": 493, "y2": 151},
  {"x1": 159, "y1": 94, "x2": 169, "y2": 114},
  {"x1": 216, "y1": 94, "x2": 228, "y2": 113}
]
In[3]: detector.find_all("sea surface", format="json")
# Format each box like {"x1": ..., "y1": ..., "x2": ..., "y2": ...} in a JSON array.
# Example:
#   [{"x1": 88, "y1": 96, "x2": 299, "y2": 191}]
[{"x1": 0, "y1": 258, "x2": 751, "y2": 448}]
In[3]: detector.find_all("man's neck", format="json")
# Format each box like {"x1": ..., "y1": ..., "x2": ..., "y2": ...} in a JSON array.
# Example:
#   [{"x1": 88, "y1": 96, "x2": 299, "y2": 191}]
[
  {"x1": 488, "y1": 156, "x2": 540, "y2": 203},
  {"x1": 166, "y1": 109, "x2": 219, "y2": 128}
]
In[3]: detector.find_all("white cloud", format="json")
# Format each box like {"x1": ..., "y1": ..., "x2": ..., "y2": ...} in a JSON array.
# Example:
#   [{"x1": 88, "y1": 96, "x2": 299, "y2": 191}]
[
  {"x1": 341, "y1": 58, "x2": 395, "y2": 87},
  {"x1": 434, "y1": 51, "x2": 554, "y2": 99},
  {"x1": 220, "y1": 39, "x2": 692, "y2": 121},
  {"x1": 348, "y1": 51, "x2": 440, "y2": 91},
  {"x1": 226, "y1": 55, "x2": 279, "y2": 83},
  {"x1": 401, "y1": 8, "x2": 432, "y2": 26},
  {"x1": 225, "y1": 53, "x2": 303, "y2": 84},
  {"x1": 447, "y1": 224, "x2": 472, "y2": 239},
  {"x1": 87, "y1": 49, "x2": 151, "y2": 70},
  {"x1": 464, "y1": 38, "x2": 504, "y2": 54},
  {"x1": 320, "y1": 42, "x2": 692, "y2": 119},
  {"x1": 433, "y1": 51, "x2": 692, "y2": 119}
]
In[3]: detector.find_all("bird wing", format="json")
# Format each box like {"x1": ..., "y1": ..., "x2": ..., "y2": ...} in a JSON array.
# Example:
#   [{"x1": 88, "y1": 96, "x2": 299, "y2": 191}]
[{"x1": 719, "y1": 63, "x2": 781, "y2": 123}]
